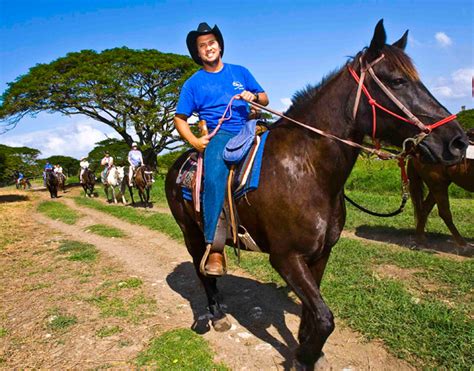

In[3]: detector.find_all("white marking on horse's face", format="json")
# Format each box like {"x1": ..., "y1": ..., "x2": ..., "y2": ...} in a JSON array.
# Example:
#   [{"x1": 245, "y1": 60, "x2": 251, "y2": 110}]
[
  {"x1": 280, "y1": 155, "x2": 301, "y2": 181},
  {"x1": 116, "y1": 166, "x2": 125, "y2": 179}
]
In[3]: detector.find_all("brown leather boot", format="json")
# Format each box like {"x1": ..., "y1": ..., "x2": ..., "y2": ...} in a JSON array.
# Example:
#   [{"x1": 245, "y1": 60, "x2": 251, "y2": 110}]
[{"x1": 204, "y1": 252, "x2": 225, "y2": 277}]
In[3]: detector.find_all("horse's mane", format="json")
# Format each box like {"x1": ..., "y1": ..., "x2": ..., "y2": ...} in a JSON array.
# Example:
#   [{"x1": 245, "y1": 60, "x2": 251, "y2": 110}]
[{"x1": 284, "y1": 45, "x2": 419, "y2": 116}]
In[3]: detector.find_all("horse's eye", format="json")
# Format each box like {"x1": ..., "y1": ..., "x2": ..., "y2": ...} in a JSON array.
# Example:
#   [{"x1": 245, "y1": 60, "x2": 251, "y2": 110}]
[{"x1": 390, "y1": 78, "x2": 406, "y2": 88}]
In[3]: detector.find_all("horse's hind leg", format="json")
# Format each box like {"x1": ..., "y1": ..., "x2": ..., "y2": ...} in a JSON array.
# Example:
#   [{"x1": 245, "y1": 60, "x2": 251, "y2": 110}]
[
  {"x1": 431, "y1": 188, "x2": 467, "y2": 247},
  {"x1": 270, "y1": 253, "x2": 334, "y2": 369}
]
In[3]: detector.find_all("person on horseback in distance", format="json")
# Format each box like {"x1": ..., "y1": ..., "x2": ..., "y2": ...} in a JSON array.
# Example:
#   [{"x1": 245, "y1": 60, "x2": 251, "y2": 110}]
[
  {"x1": 79, "y1": 156, "x2": 90, "y2": 184},
  {"x1": 174, "y1": 22, "x2": 269, "y2": 276},
  {"x1": 127, "y1": 142, "x2": 144, "y2": 187},
  {"x1": 100, "y1": 151, "x2": 114, "y2": 185},
  {"x1": 43, "y1": 161, "x2": 53, "y2": 186}
]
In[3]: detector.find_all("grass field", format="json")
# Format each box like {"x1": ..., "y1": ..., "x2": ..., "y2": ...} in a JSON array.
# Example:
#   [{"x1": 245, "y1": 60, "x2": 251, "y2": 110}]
[{"x1": 62, "y1": 156, "x2": 474, "y2": 368}]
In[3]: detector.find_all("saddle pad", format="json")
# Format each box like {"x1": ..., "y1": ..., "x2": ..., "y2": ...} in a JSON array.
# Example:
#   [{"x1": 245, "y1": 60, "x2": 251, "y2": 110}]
[
  {"x1": 466, "y1": 145, "x2": 474, "y2": 160},
  {"x1": 181, "y1": 131, "x2": 269, "y2": 201}
]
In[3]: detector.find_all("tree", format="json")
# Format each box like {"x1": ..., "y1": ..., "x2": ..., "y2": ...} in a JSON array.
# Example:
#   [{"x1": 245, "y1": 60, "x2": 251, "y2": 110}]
[
  {"x1": 457, "y1": 108, "x2": 474, "y2": 131},
  {"x1": 0, "y1": 47, "x2": 198, "y2": 168},
  {"x1": 44, "y1": 155, "x2": 79, "y2": 177},
  {"x1": 87, "y1": 138, "x2": 130, "y2": 171},
  {"x1": 0, "y1": 144, "x2": 42, "y2": 185}
]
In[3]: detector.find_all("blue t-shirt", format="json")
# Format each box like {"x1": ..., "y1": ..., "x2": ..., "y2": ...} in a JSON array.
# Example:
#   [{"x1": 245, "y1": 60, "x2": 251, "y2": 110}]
[{"x1": 176, "y1": 63, "x2": 264, "y2": 134}]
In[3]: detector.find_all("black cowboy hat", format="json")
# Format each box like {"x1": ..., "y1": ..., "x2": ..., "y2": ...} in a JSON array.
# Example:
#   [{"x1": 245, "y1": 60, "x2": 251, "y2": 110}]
[{"x1": 186, "y1": 22, "x2": 224, "y2": 65}]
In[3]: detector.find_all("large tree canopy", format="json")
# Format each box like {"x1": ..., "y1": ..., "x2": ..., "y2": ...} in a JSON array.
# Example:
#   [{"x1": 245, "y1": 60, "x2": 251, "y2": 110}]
[
  {"x1": 0, "y1": 144, "x2": 42, "y2": 185},
  {"x1": 0, "y1": 47, "x2": 198, "y2": 167}
]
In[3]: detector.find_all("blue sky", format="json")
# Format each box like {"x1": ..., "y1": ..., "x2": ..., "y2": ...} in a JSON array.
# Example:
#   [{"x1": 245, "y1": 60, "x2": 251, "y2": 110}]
[{"x1": 1, "y1": 0, "x2": 472, "y2": 159}]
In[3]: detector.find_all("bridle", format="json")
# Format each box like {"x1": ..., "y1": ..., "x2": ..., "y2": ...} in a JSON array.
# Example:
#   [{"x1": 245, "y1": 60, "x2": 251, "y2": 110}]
[
  {"x1": 141, "y1": 166, "x2": 154, "y2": 187},
  {"x1": 348, "y1": 54, "x2": 457, "y2": 150}
]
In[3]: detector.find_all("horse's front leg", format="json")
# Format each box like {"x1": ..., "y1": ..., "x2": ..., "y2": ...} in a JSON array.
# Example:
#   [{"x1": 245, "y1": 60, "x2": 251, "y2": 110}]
[
  {"x1": 181, "y1": 214, "x2": 231, "y2": 332},
  {"x1": 112, "y1": 187, "x2": 118, "y2": 204},
  {"x1": 270, "y1": 252, "x2": 334, "y2": 370}
]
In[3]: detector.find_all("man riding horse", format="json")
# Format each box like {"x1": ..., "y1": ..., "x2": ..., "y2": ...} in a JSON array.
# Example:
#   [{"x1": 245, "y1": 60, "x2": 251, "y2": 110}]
[
  {"x1": 174, "y1": 22, "x2": 269, "y2": 277},
  {"x1": 100, "y1": 151, "x2": 114, "y2": 185},
  {"x1": 79, "y1": 156, "x2": 89, "y2": 183},
  {"x1": 127, "y1": 142, "x2": 144, "y2": 187}
]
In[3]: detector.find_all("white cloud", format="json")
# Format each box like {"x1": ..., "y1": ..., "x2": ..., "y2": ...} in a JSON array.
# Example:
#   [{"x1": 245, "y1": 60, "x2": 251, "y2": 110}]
[
  {"x1": 435, "y1": 32, "x2": 452, "y2": 47},
  {"x1": 2, "y1": 118, "x2": 120, "y2": 159},
  {"x1": 280, "y1": 97, "x2": 292, "y2": 109},
  {"x1": 432, "y1": 68, "x2": 474, "y2": 99}
]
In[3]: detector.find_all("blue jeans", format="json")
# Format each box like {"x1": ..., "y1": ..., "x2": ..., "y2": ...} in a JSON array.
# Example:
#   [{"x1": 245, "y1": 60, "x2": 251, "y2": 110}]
[{"x1": 203, "y1": 130, "x2": 235, "y2": 243}]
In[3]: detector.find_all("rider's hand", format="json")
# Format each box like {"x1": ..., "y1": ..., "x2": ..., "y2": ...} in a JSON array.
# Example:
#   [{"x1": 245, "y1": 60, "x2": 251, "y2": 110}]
[
  {"x1": 237, "y1": 90, "x2": 257, "y2": 103},
  {"x1": 191, "y1": 136, "x2": 209, "y2": 153}
]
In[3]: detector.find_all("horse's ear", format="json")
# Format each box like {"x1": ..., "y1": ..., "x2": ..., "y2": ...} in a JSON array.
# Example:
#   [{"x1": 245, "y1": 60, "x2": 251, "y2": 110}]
[
  {"x1": 392, "y1": 30, "x2": 409, "y2": 50},
  {"x1": 368, "y1": 19, "x2": 387, "y2": 55}
]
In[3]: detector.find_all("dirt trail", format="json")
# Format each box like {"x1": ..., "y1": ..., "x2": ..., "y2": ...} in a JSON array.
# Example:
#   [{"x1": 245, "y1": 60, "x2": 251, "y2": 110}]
[{"x1": 23, "y1": 188, "x2": 413, "y2": 370}]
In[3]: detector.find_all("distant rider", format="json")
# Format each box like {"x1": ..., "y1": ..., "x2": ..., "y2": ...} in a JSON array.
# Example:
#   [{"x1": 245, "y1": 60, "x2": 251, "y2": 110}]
[
  {"x1": 100, "y1": 151, "x2": 114, "y2": 184},
  {"x1": 43, "y1": 162, "x2": 53, "y2": 186},
  {"x1": 79, "y1": 156, "x2": 90, "y2": 184},
  {"x1": 17, "y1": 171, "x2": 24, "y2": 184},
  {"x1": 127, "y1": 142, "x2": 144, "y2": 187}
]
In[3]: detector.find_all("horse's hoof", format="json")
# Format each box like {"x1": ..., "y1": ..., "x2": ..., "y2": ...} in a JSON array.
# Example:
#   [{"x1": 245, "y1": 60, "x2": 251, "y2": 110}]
[
  {"x1": 211, "y1": 316, "x2": 231, "y2": 332},
  {"x1": 292, "y1": 353, "x2": 328, "y2": 371}
]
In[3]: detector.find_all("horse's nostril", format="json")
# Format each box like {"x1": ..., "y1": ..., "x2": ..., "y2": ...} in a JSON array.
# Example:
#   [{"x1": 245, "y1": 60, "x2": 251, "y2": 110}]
[{"x1": 450, "y1": 135, "x2": 469, "y2": 153}]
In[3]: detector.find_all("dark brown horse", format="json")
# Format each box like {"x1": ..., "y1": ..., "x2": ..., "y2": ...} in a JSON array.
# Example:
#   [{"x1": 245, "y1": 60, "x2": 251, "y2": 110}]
[
  {"x1": 45, "y1": 170, "x2": 59, "y2": 198},
  {"x1": 408, "y1": 130, "x2": 473, "y2": 248},
  {"x1": 81, "y1": 168, "x2": 96, "y2": 197},
  {"x1": 165, "y1": 21, "x2": 468, "y2": 369},
  {"x1": 124, "y1": 165, "x2": 153, "y2": 208}
]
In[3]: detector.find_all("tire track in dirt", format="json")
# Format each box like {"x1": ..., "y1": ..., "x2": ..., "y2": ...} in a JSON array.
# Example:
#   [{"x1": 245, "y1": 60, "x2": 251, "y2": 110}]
[{"x1": 34, "y1": 190, "x2": 413, "y2": 370}]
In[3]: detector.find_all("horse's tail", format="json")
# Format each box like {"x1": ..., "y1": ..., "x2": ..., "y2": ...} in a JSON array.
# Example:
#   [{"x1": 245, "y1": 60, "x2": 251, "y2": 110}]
[{"x1": 407, "y1": 158, "x2": 425, "y2": 221}]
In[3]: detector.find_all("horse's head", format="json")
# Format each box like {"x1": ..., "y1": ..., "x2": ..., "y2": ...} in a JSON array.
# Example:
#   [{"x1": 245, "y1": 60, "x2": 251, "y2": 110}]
[
  {"x1": 352, "y1": 20, "x2": 468, "y2": 166},
  {"x1": 142, "y1": 165, "x2": 154, "y2": 187},
  {"x1": 116, "y1": 166, "x2": 125, "y2": 181}
]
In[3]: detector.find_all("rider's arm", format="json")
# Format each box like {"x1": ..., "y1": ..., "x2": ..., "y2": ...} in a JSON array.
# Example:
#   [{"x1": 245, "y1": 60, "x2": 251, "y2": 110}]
[
  {"x1": 174, "y1": 114, "x2": 209, "y2": 153},
  {"x1": 109, "y1": 157, "x2": 114, "y2": 166}
]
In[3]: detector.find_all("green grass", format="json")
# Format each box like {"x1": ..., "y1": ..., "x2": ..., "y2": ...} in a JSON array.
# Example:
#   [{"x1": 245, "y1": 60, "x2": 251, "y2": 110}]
[
  {"x1": 37, "y1": 201, "x2": 81, "y2": 225},
  {"x1": 0, "y1": 328, "x2": 7, "y2": 337},
  {"x1": 149, "y1": 175, "x2": 168, "y2": 207},
  {"x1": 227, "y1": 238, "x2": 473, "y2": 369},
  {"x1": 85, "y1": 224, "x2": 127, "y2": 238},
  {"x1": 47, "y1": 308, "x2": 77, "y2": 331},
  {"x1": 74, "y1": 196, "x2": 182, "y2": 241},
  {"x1": 347, "y1": 157, "x2": 473, "y2": 199},
  {"x1": 74, "y1": 163, "x2": 473, "y2": 368},
  {"x1": 96, "y1": 325, "x2": 122, "y2": 338},
  {"x1": 136, "y1": 328, "x2": 227, "y2": 370},
  {"x1": 344, "y1": 190, "x2": 474, "y2": 238},
  {"x1": 58, "y1": 240, "x2": 99, "y2": 262},
  {"x1": 86, "y1": 278, "x2": 154, "y2": 323}
]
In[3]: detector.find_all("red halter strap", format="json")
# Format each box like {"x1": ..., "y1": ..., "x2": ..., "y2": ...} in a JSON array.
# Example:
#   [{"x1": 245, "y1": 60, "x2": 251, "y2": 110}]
[{"x1": 348, "y1": 63, "x2": 456, "y2": 140}]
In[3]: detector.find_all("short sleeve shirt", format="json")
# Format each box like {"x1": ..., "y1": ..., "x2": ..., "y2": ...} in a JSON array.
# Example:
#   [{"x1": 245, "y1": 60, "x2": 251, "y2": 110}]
[{"x1": 176, "y1": 63, "x2": 264, "y2": 134}]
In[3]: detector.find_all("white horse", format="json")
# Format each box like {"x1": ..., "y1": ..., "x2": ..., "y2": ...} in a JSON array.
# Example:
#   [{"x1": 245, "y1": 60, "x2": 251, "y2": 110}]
[{"x1": 104, "y1": 166, "x2": 126, "y2": 204}]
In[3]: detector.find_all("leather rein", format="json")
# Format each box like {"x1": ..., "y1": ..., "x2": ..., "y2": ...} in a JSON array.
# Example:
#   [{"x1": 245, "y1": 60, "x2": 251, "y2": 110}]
[
  {"x1": 193, "y1": 54, "x2": 457, "y2": 216},
  {"x1": 247, "y1": 54, "x2": 456, "y2": 217}
]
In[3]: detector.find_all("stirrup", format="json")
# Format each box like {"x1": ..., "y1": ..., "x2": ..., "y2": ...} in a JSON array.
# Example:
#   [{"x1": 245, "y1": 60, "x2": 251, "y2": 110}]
[{"x1": 199, "y1": 244, "x2": 227, "y2": 277}]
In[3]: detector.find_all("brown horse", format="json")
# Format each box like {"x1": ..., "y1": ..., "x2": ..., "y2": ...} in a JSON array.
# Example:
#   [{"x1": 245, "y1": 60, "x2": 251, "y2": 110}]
[
  {"x1": 56, "y1": 172, "x2": 66, "y2": 193},
  {"x1": 81, "y1": 168, "x2": 96, "y2": 197},
  {"x1": 124, "y1": 165, "x2": 153, "y2": 208},
  {"x1": 165, "y1": 20, "x2": 468, "y2": 369},
  {"x1": 408, "y1": 131, "x2": 473, "y2": 248},
  {"x1": 16, "y1": 178, "x2": 31, "y2": 190}
]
